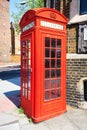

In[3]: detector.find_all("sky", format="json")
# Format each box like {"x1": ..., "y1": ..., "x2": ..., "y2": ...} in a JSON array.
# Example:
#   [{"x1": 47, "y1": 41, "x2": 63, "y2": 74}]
[{"x1": 10, "y1": 0, "x2": 21, "y2": 21}]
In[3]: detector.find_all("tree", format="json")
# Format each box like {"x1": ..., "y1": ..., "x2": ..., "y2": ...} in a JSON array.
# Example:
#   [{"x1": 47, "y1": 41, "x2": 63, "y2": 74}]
[{"x1": 11, "y1": 0, "x2": 44, "y2": 34}]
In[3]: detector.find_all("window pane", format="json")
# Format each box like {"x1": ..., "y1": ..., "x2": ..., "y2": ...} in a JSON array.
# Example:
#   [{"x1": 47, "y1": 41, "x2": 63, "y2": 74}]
[
  {"x1": 45, "y1": 49, "x2": 50, "y2": 57},
  {"x1": 51, "y1": 79, "x2": 56, "y2": 88},
  {"x1": 45, "y1": 59, "x2": 50, "y2": 68},
  {"x1": 56, "y1": 69, "x2": 60, "y2": 77},
  {"x1": 56, "y1": 50, "x2": 61, "y2": 58},
  {"x1": 57, "y1": 89, "x2": 61, "y2": 97},
  {"x1": 56, "y1": 79, "x2": 61, "y2": 88},
  {"x1": 45, "y1": 80, "x2": 51, "y2": 89},
  {"x1": 51, "y1": 49, "x2": 55, "y2": 58},
  {"x1": 45, "y1": 91, "x2": 50, "y2": 100},
  {"x1": 80, "y1": 0, "x2": 87, "y2": 14},
  {"x1": 78, "y1": 24, "x2": 87, "y2": 53},
  {"x1": 51, "y1": 59, "x2": 55, "y2": 68},
  {"x1": 56, "y1": 59, "x2": 61, "y2": 68},
  {"x1": 57, "y1": 39, "x2": 61, "y2": 48},
  {"x1": 51, "y1": 90, "x2": 56, "y2": 98},
  {"x1": 50, "y1": 0, "x2": 55, "y2": 8},
  {"x1": 45, "y1": 70, "x2": 50, "y2": 78},
  {"x1": 51, "y1": 38, "x2": 56, "y2": 47},
  {"x1": 45, "y1": 37, "x2": 50, "y2": 47},
  {"x1": 27, "y1": 40, "x2": 31, "y2": 48},
  {"x1": 51, "y1": 70, "x2": 55, "y2": 78}
]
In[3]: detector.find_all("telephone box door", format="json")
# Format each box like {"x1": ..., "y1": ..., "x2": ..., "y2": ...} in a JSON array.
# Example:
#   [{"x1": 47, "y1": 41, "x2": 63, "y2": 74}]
[
  {"x1": 21, "y1": 34, "x2": 33, "y2": 117},
  {"x1": 41, "y1": 33, "x2": 66, "y2": 118}
]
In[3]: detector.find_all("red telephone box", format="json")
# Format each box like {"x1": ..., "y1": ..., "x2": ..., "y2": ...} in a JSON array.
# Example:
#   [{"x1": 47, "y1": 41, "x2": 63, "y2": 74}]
[{"x1": 20, "y1": 8, "x2": 68, "y2": 122}]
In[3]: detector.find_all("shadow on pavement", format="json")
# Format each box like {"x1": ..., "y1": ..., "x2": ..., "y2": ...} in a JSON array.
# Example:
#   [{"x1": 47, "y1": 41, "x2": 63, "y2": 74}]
[
  {"x1": 0, "y1": 65, "x2": 20, "y2": 86},
  {"x1": 4, "y1": 90, "x2": 20, "y2": 108},
  {"x1": 0, "y1": 69, "x2": 20, "y2": 79},
  {"x1": 7, "y1": 77, "x2": 20, "y2": 86}
]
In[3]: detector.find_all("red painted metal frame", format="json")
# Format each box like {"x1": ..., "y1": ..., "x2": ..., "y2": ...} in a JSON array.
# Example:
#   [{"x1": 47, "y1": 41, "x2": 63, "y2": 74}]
[{"x1": 20, "y1": 8, "x2": 68, "y2": 122}]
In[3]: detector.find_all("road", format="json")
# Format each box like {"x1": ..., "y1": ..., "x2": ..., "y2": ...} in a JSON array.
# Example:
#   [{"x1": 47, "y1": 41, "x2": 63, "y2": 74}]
[{"x1": 0, "y1": 65, "x2": 20, "y2": 80}]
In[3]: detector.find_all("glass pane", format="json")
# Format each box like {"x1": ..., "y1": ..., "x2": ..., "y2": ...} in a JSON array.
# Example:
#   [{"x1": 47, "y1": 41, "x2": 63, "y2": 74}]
[
  {"x1": 28, "y1": 81, "x2": 30, "y2": 90},
  {"x1": 56, "y1": 69, "x2": 60, "y2": 77},
  {"x1": 45, "y1": 91, "x2": 50, "y2": 100},
  {"x1": 25, "y1": 51, "x2": 28, "y2": 57},
  {"x1": 28, "y1": 91, "x2": 31, "y2": 100},
  {"x1": 45, "y1": 49, "x2": 50, "y2": 57},
  {"x1": 51, "y1": 79, "x2": 56, "y2": 88},
  {"x1": 45, "y1": 70, "x2": 50, "y2": 78},
  {"x1": 28, "y1": 51, "x2": 31, "y2": 59},
  {"x1": 80, "y1": 0, "x2": 87, "y2": 15},
  {"x1": 45, "y1": 59, "x2": 50, "y2": 68},
  {"x1": 57, "y1": 39, "x2": 61, "y2": 48},
  {"x1": 56, "y1": 50, "x2": 61, "y2": 58},
  {"x1": 22, "y1": 88, "x2": 24, "y2": 96},
  {"x1": 28, "y1": 69, "x2": 31, "y2": 78},
  {"x1": 51, "y1": 70, "x2": 55, "y2": 78},
  {"x1": 27, "y1": 40, "x2": 31, "y2": 48},
  {"x1": 25, "y1": 89, "x2": 27, "y2": 98},
  {"x1": 57, "y1": 89, "x2": 61, "y2": 97},
  {"x1": 28, "y1": 60, "x2": 31, "y2": 66},
  {"x1": 45, "y1": 80, "x2": 51, "y2": 89},
  {"x1": 56, "y1": 79, "x2": 60, "y2": 88},
  {"x1": 22, "y1": 41, "x2": 26, "y2": 47},
  {"x1": 51, "y1": 90, "x2": 56, "y2": 98},
  {"x1": 56, "y1": 59, "x2": 61, "y2": 68},
  {"x1": 25, "y1": 81, "x2": 27, "y2": 89},
  {"x1": 51, "y1": 38, "x2": 56, "y2": 47},
  {"x1": 51, "y1": 59, "x2": 55, "y2": 68},
  {"x1": 45, "y1": 37, "x2": 50, "y2": 47},
  {"x1": 51, "y1": 49, "x2": 55, "y2": 58}
]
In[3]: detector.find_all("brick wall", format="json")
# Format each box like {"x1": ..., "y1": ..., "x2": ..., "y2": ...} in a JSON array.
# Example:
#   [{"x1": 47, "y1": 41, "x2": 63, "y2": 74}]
[
  {"x1": 66, "y1": 54, "x2": 87, "y2": 108},
  {"x1": 67, "y1": 24, "x2": 78, "y2": 53},
  {"x1": 0, "y1": 0, "x2": 11, "y2": 62}
]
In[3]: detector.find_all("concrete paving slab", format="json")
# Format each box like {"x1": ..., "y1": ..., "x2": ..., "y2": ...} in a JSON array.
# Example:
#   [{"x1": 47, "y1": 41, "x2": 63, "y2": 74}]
[
  {"x1": 0, "y1": 113, "x2": 18, "y2": 126},
  {"x1": 0, "y1": 121, "x2": 19, "y2": 130},
  {"x1": 44, "y1": 113, "x2": 79, "y2": 130},
  {"x1": 66, "y1": 109, "x2": 87, "y2": 130},
  {"x1": 19, "y1": 108, "x2": 87, "y2": 130},
  {"x1": 20, "y1": 122, "x2": 50, "y2": 130},
  {"x1": 0, "y1": 79, "x2": 20, "y2": 95}
]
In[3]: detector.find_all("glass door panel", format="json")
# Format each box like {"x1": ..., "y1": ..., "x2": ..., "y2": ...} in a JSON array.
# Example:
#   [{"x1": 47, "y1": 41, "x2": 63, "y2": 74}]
[
  {"x1": 21, "y1": 39, "x2": 31, "y2": 100},
  {"x1": 44, "y1": 37, "x2": 61, "y2": 101}
]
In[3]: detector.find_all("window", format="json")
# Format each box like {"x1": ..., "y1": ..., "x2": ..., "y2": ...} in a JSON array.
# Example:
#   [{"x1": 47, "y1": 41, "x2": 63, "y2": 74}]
[
  {"x1": 80, "y1": 0, "x2": 87, "y2": 15},
  {"x1": 44, "y1": 0, "x2": 56, "y2": 9},
  {"x1": 21, "y1": 39, "x2": 31, "y2": 100},
  {"x1": 84, "y1": 81, "x2": 87, "y2": 101},
  {"x1": 50, "y1": 0, "x2": 55, "y2": 8},
  {"x1": 78, "y1": 24, "x2": 87, "y2": 53},
  {"x1": 44, "y1": 37, "x2": 61, "y2": 101}
]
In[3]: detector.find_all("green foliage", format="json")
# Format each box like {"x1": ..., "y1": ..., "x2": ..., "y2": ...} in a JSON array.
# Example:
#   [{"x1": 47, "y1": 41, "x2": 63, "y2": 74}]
[
  {"x1": 11, "y1": 0, "x2": 44, "y2": 34},
  {"x1": 18, "y1": 107, "x2": 24, "y2": 114},
  {"x1": 29, "y1": 118, "x2": 33, "y2": 123}
]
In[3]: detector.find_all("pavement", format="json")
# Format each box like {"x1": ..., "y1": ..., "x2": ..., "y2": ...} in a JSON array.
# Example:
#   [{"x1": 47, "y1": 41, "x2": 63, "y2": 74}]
[{"x1": 0, "y1": 62, "x2": 87, "y2": 130}]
